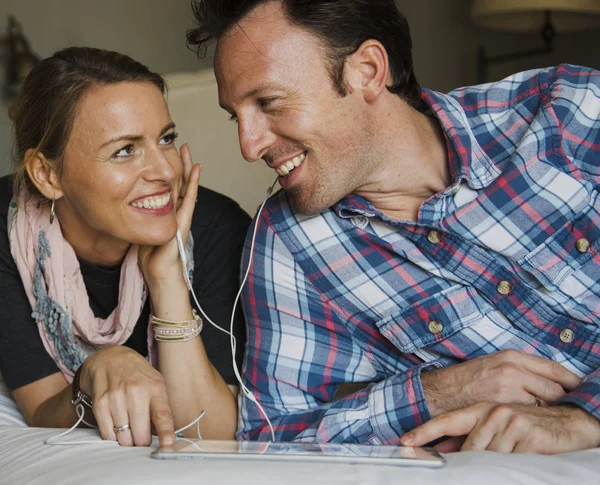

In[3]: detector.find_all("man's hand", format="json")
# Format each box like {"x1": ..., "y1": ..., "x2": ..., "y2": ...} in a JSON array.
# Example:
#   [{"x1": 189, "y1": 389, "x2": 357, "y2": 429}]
[
  {"x1": 400, "y1": 402, "x2": 600, "y2": 454},
  {"x1": 421, "y1": 350, "x2": 581, "y2": 417}
]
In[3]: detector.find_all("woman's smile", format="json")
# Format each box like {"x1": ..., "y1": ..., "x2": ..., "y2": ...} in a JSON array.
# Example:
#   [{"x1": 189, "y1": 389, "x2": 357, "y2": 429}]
[{"x1": 130, "y1": 190, "x2": 174, "y2": 215}]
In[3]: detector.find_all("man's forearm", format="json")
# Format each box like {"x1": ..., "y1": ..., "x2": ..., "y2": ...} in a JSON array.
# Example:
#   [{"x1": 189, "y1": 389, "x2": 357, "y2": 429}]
[{"x1": 239, "y1": 362, "x2": 437, "y2": 443}]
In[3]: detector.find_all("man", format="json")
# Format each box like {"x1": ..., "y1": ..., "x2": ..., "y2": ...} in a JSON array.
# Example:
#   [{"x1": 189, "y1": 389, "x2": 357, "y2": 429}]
[{"x1": 187, "y1": 0, "x2": 600, "y2": 453}]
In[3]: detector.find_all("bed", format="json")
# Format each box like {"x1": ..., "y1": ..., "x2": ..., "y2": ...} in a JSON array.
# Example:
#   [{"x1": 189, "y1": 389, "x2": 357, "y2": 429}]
[{"x1": 1, "y1": 380, "x2": 600, "y2": 485}]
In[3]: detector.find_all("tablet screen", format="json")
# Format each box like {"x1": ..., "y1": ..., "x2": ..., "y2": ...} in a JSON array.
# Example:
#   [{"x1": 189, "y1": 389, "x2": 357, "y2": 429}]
[{"x1": 152, "y1": 439, "x2": 445, "y2": 468}]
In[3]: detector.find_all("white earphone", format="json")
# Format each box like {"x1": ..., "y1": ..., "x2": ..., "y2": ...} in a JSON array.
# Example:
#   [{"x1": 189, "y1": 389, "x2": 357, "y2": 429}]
[{"x1": 175, "y1": 177, "x2": 279, "y2": 442}]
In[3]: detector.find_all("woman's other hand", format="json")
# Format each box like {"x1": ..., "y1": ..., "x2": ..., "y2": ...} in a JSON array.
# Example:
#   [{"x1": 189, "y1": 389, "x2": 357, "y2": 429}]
[
  {"x1": 138, "y1": 143, "x2": 201, "y2": 289},
  {"x1": 81, "y1": 345, "x2": 175, "y2": 447}
]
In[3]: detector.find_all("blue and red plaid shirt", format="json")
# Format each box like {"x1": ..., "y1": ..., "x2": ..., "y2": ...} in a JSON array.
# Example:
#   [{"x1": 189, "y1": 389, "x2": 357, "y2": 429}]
[{"x1": 238, "y1": 64, "x2": 600, "y2": 444}]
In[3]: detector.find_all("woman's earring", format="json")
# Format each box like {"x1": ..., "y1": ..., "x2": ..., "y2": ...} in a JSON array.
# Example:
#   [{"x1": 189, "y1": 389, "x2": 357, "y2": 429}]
[{"x1": 49, "y1": 199, "x2": 56, "y2": 224}]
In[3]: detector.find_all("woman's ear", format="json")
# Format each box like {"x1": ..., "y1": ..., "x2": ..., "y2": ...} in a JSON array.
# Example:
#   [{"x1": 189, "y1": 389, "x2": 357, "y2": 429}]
[
  {"x1": 346, "y1": 39, "x2": 390, "y2": 103},
  {"x1": 24, "y1": 149, "x2": 64, "y2": 200}
]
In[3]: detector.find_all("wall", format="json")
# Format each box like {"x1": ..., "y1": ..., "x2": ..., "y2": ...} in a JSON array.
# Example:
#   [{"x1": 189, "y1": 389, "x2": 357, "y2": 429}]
[
  {"x1": 399, "y1": 0, "x2": 478, "y2": 93},
  {"x1": 511, "y1": 28, "x2": 600, "y2": 77},
  {"x1": 399, "y1": 0, "x2": 600, "y2": 88},
  {"x1": 0, "y1": 0, "x2": 208, "y2": 176},
  {"x1": 397, "y1": 0, "x2": 520, "y2": 92}
]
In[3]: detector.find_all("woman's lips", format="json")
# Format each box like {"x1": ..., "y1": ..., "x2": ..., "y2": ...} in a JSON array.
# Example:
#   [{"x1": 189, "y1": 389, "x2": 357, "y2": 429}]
[{"x1": 130, "y1": 192, "x2": 174, "y2": 215}]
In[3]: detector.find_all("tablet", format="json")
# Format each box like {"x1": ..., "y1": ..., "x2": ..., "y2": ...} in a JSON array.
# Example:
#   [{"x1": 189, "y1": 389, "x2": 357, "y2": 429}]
[{"x1": 151, "y1": 439, "x2": 445, "y2": 468}]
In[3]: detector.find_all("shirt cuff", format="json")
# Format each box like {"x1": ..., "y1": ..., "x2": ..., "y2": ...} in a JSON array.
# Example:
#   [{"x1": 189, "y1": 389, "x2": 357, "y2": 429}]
[
  {"x1": 556, "y1": 369, "x2": 600, "y2": 422},
  {"x1": 368, "y1": 361, "x2": 438, "y2": 445}
]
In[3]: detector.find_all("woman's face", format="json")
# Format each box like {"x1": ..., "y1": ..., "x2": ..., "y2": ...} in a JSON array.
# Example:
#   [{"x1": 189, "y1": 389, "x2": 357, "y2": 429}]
[{"x1": 56, "y1": 81, "x2": 182, "y2": 263}]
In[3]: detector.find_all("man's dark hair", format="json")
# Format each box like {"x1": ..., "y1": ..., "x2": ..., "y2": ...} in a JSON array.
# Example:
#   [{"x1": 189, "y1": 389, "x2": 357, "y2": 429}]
[{"x1": 187, "y1": 0, "x2": 421, "y2": 107}]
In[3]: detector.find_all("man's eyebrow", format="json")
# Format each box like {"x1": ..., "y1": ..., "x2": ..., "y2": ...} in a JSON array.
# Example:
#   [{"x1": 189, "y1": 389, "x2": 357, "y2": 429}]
[
  {"x1": 99, "y1": 122, "x2": 176, "y2": 149},
  {"x1": 220, "y1": 83, "x2": 287, "y2": 110},
  {"x1": 159, "y1": 122, "x2": 177, "y2": 137}
]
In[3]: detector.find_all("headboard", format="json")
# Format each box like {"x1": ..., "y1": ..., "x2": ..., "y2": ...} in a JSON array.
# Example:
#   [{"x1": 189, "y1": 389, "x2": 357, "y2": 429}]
[{"x1": 164, "y1": 69, "x2": 274, "y2": 216}]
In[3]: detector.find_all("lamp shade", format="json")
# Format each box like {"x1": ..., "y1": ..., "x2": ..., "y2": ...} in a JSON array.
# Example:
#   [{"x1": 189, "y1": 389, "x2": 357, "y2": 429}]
[{"x1": 472, "y1": 0, "x2": 600, "y2": 32}]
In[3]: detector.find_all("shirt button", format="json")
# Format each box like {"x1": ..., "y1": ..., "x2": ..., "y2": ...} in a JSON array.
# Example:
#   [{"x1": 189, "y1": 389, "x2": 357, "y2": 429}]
[
  {"x1": 428, "y1": 320, "x2": 443, "y2": 335},
  {"x1": 497, "y1": 280, "x2": 513, "y2": 295},
  {"x1": 427, "y1": 230, "x2": 442, "y2": 244},
  {"x1": 559, "y1": 328, "x2": 574, "y2": 343},
  {"x1": 576, "y1": 238, "x2": 590, "y2": 253}
]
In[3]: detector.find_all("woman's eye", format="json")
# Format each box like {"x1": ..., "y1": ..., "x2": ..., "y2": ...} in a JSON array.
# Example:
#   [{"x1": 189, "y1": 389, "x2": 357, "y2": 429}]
[
  {"x1": 160, "y1": 132, "x2": 179, "y2": 145},
  {"x1": 228, "y1": 113, "x2": 238, "y2": 123},
  {"x1": 114, "y1": 145, "x2": 134, "y2": 158}
]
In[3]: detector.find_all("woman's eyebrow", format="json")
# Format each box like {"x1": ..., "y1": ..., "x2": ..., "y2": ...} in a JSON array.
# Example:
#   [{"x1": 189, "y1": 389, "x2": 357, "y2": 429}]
[{"x1": 99, "y1": 122, "x2": 176, "y2": 149}]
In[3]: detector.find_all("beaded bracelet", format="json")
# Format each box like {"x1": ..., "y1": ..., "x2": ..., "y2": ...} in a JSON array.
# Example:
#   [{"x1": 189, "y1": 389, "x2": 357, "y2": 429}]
[
  {"x1": 151, "y1": 310, "x2": 203, "y2": 342},
  {"x1": 154, "y1": 326, "x2": 202, "y2": 342}
]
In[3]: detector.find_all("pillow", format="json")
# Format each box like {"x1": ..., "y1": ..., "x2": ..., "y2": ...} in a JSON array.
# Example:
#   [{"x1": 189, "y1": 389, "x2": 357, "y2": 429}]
[{"x1": 0, "y1": 377, "x2": 27, "y2": 427}]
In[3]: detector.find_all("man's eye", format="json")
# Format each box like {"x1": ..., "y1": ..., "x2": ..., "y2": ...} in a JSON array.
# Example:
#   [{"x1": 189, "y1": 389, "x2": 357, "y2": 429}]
[
  {"x1": 258, "y1": 97, "x2": 275, "y2": 108},
  {"x1": 228, "y1": 114, "x2": 238, "y2": 123},
  {"x1": 114, "y1": 145, "x2": 134, "y2": 158}
]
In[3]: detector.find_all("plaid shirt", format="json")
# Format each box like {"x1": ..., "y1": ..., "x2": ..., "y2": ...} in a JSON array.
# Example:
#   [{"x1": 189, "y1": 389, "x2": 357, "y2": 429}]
[{"x1": 238, "y1": 64, "x2": 600, "y2": 444}]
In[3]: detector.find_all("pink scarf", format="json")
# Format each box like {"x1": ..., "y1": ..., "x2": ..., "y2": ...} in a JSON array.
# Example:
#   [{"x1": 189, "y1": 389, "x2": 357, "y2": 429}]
[{"x1": 8, "y1": 192, "x2": 161, "y2": 383}]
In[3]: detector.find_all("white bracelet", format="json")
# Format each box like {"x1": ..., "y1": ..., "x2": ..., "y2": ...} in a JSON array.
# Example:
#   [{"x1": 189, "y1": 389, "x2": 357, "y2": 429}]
[{"x1": 152, "y1": 310, "x2": 203, "y2": 342}]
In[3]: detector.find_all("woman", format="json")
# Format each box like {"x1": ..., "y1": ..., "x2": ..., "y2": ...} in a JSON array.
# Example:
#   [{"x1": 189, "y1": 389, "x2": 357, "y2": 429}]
[{"x1": 0, "y1": 47, "x2": 250, "y2": 446}]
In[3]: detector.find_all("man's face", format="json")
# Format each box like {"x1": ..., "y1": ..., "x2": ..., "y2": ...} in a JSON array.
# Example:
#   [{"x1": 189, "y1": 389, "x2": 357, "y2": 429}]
[{"x1": 214, "y1": 2, "x2": 374, "y2": 214}]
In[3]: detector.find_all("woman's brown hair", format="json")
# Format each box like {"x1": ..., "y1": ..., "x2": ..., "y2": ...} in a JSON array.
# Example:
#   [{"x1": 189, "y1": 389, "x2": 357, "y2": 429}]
[{"x1": 10, "y1": 47, "x2": 166, "y2": 199}]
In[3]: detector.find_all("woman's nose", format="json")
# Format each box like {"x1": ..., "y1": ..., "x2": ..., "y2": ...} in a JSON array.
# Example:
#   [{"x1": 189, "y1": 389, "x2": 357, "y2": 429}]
[{"x1": 143, "y1": 148, "x2": 178, "y2": 182}]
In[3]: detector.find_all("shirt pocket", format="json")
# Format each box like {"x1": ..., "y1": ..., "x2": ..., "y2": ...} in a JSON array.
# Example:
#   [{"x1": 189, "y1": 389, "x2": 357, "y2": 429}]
[
  {"x1": 519, "y1": 192, "x2": 600, "y2": 317},
  {"x1": 518, "y1": 189, "x2": 600, "y2": 284},
  {"x1": 375, "y1": 285, "x2": 483, "y2": 354}
]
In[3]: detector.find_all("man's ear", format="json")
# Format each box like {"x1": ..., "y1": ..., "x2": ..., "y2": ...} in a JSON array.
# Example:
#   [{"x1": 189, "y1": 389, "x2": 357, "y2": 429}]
[
  {"x1": 346, "y1": 39, "x2": 390, "y2": 103},
  {"x1": 24, "y1": 149, "x2": 64, "y2": 200}
]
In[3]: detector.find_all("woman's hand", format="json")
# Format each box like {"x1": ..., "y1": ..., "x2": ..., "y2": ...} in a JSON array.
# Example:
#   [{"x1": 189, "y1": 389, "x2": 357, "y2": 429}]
[
  {"x1": 138, "y1": 143, "x2": 201, "y2": 289},
  {"x1": 80, "y1": 346, "x2": 175, "y2": 447}
]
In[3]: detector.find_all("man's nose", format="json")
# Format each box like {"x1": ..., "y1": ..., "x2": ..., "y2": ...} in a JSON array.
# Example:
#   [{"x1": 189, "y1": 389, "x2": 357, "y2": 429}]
[{"x1": 238, "y1": 115, "x2": 276, "y2": 162}]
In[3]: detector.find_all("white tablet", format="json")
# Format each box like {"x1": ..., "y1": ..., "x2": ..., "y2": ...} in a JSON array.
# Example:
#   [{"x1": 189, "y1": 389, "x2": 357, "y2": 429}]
[{"x1": 151, "y1": 439, "x2": 445, "y2": 468}]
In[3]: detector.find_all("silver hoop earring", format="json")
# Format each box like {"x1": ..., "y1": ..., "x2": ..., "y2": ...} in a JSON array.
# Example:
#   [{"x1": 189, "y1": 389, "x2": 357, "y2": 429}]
[{"x1": 49, "y1": 199, "x2": 56, "y2": 224}]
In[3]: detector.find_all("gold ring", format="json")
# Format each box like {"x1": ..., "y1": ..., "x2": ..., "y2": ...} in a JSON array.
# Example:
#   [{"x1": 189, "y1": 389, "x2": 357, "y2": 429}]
[{"x1": 113, "y1": 423, "x2": 131, "y2": 433}]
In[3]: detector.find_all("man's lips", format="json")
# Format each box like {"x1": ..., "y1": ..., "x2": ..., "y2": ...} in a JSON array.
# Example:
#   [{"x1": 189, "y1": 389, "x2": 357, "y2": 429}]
[{"x1": 270, "y1": 152, "x2": 306, "y2": 177}]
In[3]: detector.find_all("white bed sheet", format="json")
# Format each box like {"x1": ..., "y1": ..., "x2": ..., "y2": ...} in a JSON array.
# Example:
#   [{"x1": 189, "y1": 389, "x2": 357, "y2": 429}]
[
  {"x1": 0, "y1": 425, "x2": 599, "y2": 485},
  {"x1": 1, "y1": 383, "x2": 599, "y2": 485}
]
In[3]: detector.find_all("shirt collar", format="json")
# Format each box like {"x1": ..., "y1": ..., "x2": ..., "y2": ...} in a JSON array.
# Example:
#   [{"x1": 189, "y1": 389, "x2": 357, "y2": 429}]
[
  {"x1": 334, "y1": 194, "x2": 377, "y2": 219},
  {"x1": 420, "y1": 88, "x2": 502, "y2": 190}
]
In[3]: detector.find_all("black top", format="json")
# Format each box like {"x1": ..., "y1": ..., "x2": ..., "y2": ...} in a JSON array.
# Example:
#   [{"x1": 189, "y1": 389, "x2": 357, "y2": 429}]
[{"x1": 0, "y1": 175, "x2": 251, "y2": 390}]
